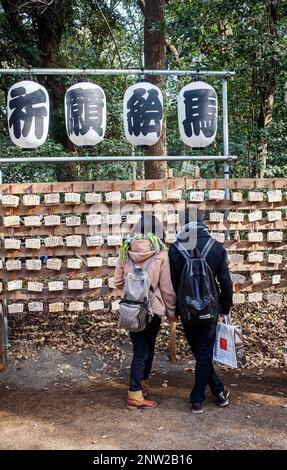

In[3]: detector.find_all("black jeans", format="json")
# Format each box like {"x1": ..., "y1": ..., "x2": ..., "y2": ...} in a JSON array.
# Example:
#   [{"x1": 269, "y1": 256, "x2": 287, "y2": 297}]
[
  {"x1": 182, "y1": 321, "x2": 224, "y2": 403},
  {"x1": 129, "y1": 315, "x2": 161, "y2": 392}
]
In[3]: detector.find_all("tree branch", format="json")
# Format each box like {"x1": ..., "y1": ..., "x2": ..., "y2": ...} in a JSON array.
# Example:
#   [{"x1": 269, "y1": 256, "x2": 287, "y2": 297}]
[{"x1": 94, "y1": 0, "x2": 124, "y2": 69}]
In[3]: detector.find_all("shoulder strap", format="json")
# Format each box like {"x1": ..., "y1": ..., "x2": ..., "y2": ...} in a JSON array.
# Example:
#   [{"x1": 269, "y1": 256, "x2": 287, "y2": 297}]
[
  {"x1": 200, "y1": 238, "x2": 215, "y2": 259},
  {"x1": 174, "y1": 241, "x2": 192, "y2": 262},
  {"x1": 143, "y1": 254, "x2": 155, "y2": 272}
]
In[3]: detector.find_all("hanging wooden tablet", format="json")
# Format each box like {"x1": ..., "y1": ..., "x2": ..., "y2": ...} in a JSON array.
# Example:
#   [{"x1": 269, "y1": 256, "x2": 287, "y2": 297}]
[
  {"x1": 227, "y1": 212, "x2": 244, "y2": 223},
  {"x1": 272, "y1": 274, "x2": 281, "y2": 285},
  {"x1": 231, "y1": 192, "x2": 243, "y2": 203},
  {"x1": 105, "y1": 191, "x2": 121, "y2": 203},
  {"x1": 267, "y1": 190, "x2": 282, "y2": 203},
  {"x1": 44, "y1": 193, "x2": 60, "y2": 205},
  {"x1": 228, "y1": 253, "x2": 244, "y2": 264},
  {"x1": 189, "y1": 191, "x2": 205, "y2": 202},
  {"x1": 166, "y1": 189, "x2": 182, "y2": 201},
  {"x1": 86, "y1": 214, "x2": 102, "y2": 226},
  {"x1": 1, "y1": 195, "x2": 20, "y2": 207},
  {"x1": 65, "y1": 216, "x2": 81, "y2": 227},
  {"x1": 126, "y1": 214, "x2": 141, "y2": 225},
  {"x1": 27, "y1": 282, "x2": 43, "y2": 292},
  {"x1": 44, "y1": 215, "x2": 61, "y2": 226},
  {"x1": 248, "y1": 252, "x2": 264, "y2": 263},
  {"x1": 106, "y1": 214, "x2": 122, "y2": 225},
  {"x1": 68, "y1": 301, "x2": 84, "y2": 312},
  {"x1": 251, "y1": 272, "x2": 262, "y2": 284},
  {"x1": 267, "y1": 231, "x2": 283, "y2": 242},
  {"x1": 89, "y1": 300, "x2": 104, "y2": 311},
  {"x1": 68, "y1": 280, "x2": 84, "y2": 290},
  {"x1": 5, "y1": 259, "x2": 21, "y2": 271},
  {"x1": 267, "y1": 293, "x2": 282, "y2": 304},
  {"x1": 86, "y1": 235, "x2": 103, "y2": 247},
  {"x1": 86, "y1": 257, "x2": 103, "y2": 267},
  {"x1": 23, "y1": 194, "x2": 40, "y2": 206},
  {"x1": 248, "y1": 292, "x2": 263, "y2": 303},
  {"x1": 47, "y1": 258, "x2": 62, "y2": 271},
  {"x1": 64, "y1": 193, "x2": 81, "y2": 205},
  {"x1": 146, "y1": 191, "x2": 162, "y2": 202},
  {"x1": 85, "y1": 193, "x2": 102, "y2": 204},
  {"x1": 267, "y1": 254, "x2": 283, "y2": 264},
  {"x1": 3, "y1": 216, "x2": 20, "y2": 227},
  {"x1": 125, "y1": 191, "x2": 142, "y2": 202},
  {"x1": 8, "y1": 280, "x2": 23, "y2": 291},
  {"x1": 44, "y1": 236, "x2": 64, "y2": 248},
  {"x1": 210, "y1": 232, "x2": 225, "y2": 243},
  {"x1": 210, "y1": 212, "x2": 224, "y2": 223},
  {"x1": 107, "y1": 234, "x2": 123, "y2": 246},
  {"x1": 4, "y1": 239, "x2": 21, "y2": 250},
  {"x1": 108, "y1": 277, "x2": 115, "y2": 289},
  {"x1": 248, "y1": 211, "x2": 262, "y2": 222},
  {"x1": 107, "y1": 257, "x2": 118, "y2": 267},
  {"x1": 208, "y1": 190, "x2": 225, "y2": 201},
  {"x1": 26, "y1": 259, "x2": 42, "y2": 271},
  {"x1": 66, "y1": 235, "x2": 82, "y2": 247},
  {"x1": 8, "y1": 303, "x2": 24, "y2": 314},
  {"x1": 267, "y1": 211, "x2": 282, "y2": 222},
  {"x1": 49, "y1": 302, "x2": 64, "y2": 313},
  {"x1": 248, "y1": 232, "x2": 264, "y2": 243},
  {"x1": 233, "y1": 293, "x2": 245, "y2": 304},
  {"x1": 28, "y1": 302, "x2": 43, "y2": 312},
  {"x1": 248, "y1": 192, "x2": 264, "y2": 202},
  {"x1": 48, "y1": 281, "x2": 64, "y2": 292},
  {"x1": 67, "y1": 258, "x2": 82, "y2": 270},
  {"x1": 24, "y1": 216, "x2": 41, "y2": 227},
  {"x1": 25, "y1": 238, "x2": 41, "y2": 249},
  {"x1": 89, "y1": 278, "x2": 103, "y2": 289}
]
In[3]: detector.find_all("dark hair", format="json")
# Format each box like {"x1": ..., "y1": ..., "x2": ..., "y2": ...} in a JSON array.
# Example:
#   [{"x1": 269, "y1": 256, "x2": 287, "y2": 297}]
[
  {"x1": 133, "y1": 212, "x2": 165, "y2": 242},
  {"x1": 183, "y1": 207, "x2": 204, "y2": 225}
]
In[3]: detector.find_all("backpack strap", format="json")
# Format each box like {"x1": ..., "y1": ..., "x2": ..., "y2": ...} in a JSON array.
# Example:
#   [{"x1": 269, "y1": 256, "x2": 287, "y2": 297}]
[
  {"x1": 174, "y1": 241, "x2": 192, "y2": 262},
  {"x1": 143, "y1": 254, "x2": 155, "y2": 272},
  {"x1": 200, "y1": 238, "x2": 215, "y2": 259}
]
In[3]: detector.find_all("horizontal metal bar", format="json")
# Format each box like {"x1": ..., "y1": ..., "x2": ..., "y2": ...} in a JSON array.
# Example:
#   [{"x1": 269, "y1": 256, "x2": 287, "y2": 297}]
[
  {"x1": 0, "y1": 155, "x2": 237, "y2": 164},
  {"x1": 0, "y1": 68, "x2": 235, "y2": 78}
]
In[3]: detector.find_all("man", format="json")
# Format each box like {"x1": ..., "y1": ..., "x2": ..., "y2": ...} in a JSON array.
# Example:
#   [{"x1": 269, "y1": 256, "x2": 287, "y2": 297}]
[{"x1": 169, "y1": 208, "x2": 233, "y2": 414}]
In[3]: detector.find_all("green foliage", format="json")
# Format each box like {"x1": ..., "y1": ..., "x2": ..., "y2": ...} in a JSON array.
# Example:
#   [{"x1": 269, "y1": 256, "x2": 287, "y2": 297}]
[{"x1": 0, "y1": 0, "x2": 286, "y2": 182}]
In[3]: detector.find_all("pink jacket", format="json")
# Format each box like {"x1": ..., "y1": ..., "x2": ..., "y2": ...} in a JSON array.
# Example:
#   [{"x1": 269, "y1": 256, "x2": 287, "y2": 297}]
[{"x1": 114, "y1": 239, "x2": 176, "y2": 319}]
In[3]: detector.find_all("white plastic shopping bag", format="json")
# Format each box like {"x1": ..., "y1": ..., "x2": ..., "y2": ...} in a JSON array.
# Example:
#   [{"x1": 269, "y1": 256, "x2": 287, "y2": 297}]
[{"x1": 213, "y1": 320, "x2": 246, "y2": 368}]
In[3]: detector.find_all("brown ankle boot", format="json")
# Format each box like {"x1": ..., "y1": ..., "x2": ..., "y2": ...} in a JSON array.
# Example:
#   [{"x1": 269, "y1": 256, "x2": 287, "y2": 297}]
[
  {"x1": 127, "y1": 390, "x2": 157, "y2": 410},
  {"x1": 141, "y1": 379, "x2": 149, "y2": 398}
]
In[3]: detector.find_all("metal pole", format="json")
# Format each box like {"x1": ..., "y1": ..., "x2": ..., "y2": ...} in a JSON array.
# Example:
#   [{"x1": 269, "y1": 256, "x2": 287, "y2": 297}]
[
  {"x1": 0, "y1": 68, "x2": 235, "y2": 78},
  {"x1": 0, "y1": 155, "x2": 237, "y2": 164},
  {"x1": 222, "y1": 78, "x2": 230, "y2": 198},
  {"x1": 0, "y1": 169, "x2": 9, "y2": 368},
  {"x1": 131, "y1": 146, "x2": 137, "y2": 180}
]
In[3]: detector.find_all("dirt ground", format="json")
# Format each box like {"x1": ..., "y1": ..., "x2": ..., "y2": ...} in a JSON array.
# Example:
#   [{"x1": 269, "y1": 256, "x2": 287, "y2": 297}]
[{"x1": 0, "y1": 346, "x2": 286, "y2": 450}]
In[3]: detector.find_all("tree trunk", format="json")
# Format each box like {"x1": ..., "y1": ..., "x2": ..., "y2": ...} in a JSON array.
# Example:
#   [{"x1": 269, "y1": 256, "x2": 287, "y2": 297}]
[
  {"x1": 253, "y1": 1, "x2": 277, "y2": 178},
  {"x1": 143, "y1": 0, "x2": 167, "y2": 180},
  {"x1": 37, "y1": 9, "x2": 79, "y2": 181}
]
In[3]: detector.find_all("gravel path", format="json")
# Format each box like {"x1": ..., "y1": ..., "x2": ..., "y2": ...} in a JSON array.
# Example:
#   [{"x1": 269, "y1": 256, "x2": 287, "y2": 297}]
[{"x1": 0, "y1": 347, "x2": 286, "y2": 450}]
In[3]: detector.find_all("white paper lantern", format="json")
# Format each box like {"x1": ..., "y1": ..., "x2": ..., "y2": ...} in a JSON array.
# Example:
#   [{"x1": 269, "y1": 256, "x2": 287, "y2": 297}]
[
  {"x1": 65, "y1": 81, "x2": 106, "y2": 146},
  {"x1": 178, "y1": 80, "x2": 218, "y2": 148},
  {"x1": 123, "y1": 82, "x2": 163, "y2": 146},
  {"x1": 7, "y1": 79, "x2": 49, "y2": 149}
]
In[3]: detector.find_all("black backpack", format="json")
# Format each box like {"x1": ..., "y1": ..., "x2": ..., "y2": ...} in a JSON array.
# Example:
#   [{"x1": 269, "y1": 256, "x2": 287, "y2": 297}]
[{"x1": 175, "y1": 237, "x2": 219, "y2": 325}]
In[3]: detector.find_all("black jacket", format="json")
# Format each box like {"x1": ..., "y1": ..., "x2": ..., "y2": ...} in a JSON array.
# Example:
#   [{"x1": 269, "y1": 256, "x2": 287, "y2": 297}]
[{"x1": 168, "y1": 224, "x2": 233, "y2": 317}]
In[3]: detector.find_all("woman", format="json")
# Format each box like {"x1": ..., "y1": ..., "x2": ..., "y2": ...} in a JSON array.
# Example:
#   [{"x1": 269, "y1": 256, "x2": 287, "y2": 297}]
[{"x1": 114, "y1": 214, "x2": 176, "y2": 410}]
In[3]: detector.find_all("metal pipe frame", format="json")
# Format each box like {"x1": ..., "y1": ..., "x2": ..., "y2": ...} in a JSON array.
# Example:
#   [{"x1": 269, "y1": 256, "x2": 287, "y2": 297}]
[
  {"x1": 0, "y1": 68, "x2": 235, "y2": 78},
  {"x1": 0, "y1": 155, "x2": 237, "y2": 164}
]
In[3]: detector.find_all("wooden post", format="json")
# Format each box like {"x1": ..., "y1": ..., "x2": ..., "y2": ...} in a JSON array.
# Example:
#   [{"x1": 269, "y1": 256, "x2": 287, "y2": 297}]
[
  {"x1": 169, "y1": 321, "x2": 177, "y2": 363},
  {"x1": 194, "y1": 166, "x2": 201, "y2": 178},
  {"x1": 0, "y1": 310, "x2": 5, "y2": 371}
]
